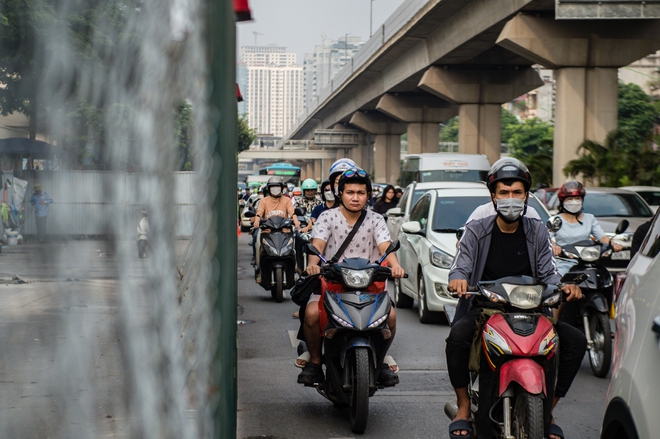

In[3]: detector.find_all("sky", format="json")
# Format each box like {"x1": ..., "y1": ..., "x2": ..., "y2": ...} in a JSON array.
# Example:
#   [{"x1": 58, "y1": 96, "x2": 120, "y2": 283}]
[{"x1": 236, "y1": 0, "x2": 406, "y2": 63}]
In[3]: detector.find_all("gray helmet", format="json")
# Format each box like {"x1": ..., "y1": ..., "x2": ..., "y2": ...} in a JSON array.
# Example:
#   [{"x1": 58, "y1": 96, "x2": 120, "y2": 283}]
[
  {"x1": 486, "y1": 158, "x2": 532, "y2": 193},
  {"x1": 267, "y1": 176, "x2": 285, "y2": 187}
]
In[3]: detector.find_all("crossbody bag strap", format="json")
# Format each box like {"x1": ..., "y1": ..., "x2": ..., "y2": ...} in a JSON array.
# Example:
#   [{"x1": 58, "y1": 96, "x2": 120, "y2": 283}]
[{"x1": 329, "y1": 209, "x2": 367, "y2": 264}]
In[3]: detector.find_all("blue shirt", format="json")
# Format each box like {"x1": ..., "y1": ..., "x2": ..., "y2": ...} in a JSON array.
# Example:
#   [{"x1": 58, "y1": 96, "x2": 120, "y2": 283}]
[
  {"x1": 550, "y1": 213, "x2": 606, "y2": 275},
  {"x1": 311, "y1": 202, "x2": 332, "y2": 220},
  {"x1": 30, "y1": 192, "x2": 53, "y2": 217}
]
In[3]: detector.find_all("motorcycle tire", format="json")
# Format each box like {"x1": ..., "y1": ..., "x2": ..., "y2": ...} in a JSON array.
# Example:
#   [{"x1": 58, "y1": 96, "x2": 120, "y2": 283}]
[
  {"x1": 588, "y1": 311, "x2": 612, "y2": 378},
  {"x1": 273, "y1": 267, "x2": 284, "y2": 303},
  {"x1": 349, "y1": 347, "x2": 370, "y2": 434},
  {"x1": 394, "y1": 278, "x2": 413, "y2": 308},
  {"x1": 511, "y1": 389, "x2": 544, "y2": 439}
]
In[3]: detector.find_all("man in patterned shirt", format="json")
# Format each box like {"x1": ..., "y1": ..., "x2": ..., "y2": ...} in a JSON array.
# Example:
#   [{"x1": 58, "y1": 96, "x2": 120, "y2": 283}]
[{"x1": 298, "y1": 167, "x2": 405, "y2": 386}]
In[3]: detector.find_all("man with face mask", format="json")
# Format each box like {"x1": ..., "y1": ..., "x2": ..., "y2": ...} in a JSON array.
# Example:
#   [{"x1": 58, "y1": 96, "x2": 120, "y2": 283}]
[{"x1": 444, "y1": 159, "x2": 586, "y2": 439}]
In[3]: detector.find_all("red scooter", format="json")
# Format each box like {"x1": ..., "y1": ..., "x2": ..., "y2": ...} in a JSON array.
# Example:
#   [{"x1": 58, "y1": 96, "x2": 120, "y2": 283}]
[{"x1": 444, "y1": 274, "x2": 584, "y2": 439}]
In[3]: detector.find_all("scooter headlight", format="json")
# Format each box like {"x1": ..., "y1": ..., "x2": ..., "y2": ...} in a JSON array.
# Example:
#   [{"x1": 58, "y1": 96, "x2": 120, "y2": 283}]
[
  {"x1": 576, "y1": 245, "x2": 600, "y2": 262},
  {"x1": 502, "y1": 283, "x2": 544, "y2": 309},
  {"x1": 330, "y1": 312, "x2": 354, "y2": 328},
  {"x1": 280, "y1": 238, "x2": 294, "y2": 255},
  {"x1": 542, "y1": 291, "x2": 562, "y2": 307},
  {"x1": 368, "y1": 313, "x2": 388, "y2": 328},
  {"x1": 262, "y1": 239, "x2": 278, "y2": 256},
  {"x1": 341, "y1": 268, "x2": 373, "y2": 289}
]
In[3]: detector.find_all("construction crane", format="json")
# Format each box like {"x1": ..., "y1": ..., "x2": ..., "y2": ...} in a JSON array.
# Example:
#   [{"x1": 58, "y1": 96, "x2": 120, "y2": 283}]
[{"x1": 253, "y1": 31, "x2": 263, "y2": 46}]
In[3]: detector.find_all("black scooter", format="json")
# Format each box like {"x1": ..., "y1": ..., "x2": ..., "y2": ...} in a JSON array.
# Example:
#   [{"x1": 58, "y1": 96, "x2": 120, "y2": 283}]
[
  {"x1": 303, "y1": 242, "x2": 406, "y2": 434},
  {"x1": 244, "y1": 211, "x2": 296, "y2": 302},
  {"x1": 546, "y1": 217, "x2": 629, "y2": 377}
]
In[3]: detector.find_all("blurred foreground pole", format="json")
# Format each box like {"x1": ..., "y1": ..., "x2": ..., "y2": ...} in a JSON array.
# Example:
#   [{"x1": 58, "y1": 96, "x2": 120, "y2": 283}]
[{"x1": 208, "y1": 0, "x2": 238, "y2": 437}]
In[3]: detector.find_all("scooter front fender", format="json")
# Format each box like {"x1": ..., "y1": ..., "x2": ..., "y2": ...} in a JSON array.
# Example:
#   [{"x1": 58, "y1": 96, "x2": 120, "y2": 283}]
[
  {"x1": 584, "y1": 291, "x2": 609, "y2": 314},
  {"x1": 499, "y1": 358, "x2": 546, "y2": 396},
  {"x1": 339, "y1": 337, "x2": 377, "y2": 369}
]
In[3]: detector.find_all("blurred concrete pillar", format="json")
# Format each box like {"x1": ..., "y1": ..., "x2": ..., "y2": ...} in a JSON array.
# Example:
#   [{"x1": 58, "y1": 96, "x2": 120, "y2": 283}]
[{"x1": 497, "y1": 13, "x2": 660, "y2": 185}]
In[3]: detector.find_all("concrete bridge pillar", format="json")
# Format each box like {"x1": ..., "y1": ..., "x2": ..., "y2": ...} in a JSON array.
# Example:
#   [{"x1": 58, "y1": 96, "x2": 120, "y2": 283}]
[
  {"x1": 419, "y1": 67, "x2": 543, "y2": 165},
  {"x1": 349, "y1": 111, "x2": 408, "y2": 184},
  {"x1": 497, "y1": 14, "x2": 660, "y2": 186},
  {"x1": 376, "y1": 94, "x2": 457, "y2": 155}
]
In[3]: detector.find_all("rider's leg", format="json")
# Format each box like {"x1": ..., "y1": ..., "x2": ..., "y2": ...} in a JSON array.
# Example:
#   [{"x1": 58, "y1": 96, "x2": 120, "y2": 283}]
[{"x1": 302, "y1": 297, "x2": 322, "y2": 365}]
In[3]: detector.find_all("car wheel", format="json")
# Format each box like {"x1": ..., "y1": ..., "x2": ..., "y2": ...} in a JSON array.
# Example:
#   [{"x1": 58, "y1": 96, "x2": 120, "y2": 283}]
[
  {"x1": 394, "y1": 278, "x2": 413, "y2": 308},
  {"x1": 418, "y1": 270, "x2": 440, "y2": 324}
]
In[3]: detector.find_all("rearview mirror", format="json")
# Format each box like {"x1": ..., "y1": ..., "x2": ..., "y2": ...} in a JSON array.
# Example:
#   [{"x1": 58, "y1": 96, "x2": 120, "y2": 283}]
[
  {"x1": 615, "y1": 219, "x2": 629, "y2": 235},
  {"x1": 294, "y1": 207, "x2": 305, "y2": 217},
  {"x1": 401, "y1": 221, "x2": 422, "y2": 235},
  {"x1": 378, "y1": 240, "x2": 401, "y2": 264},
  {"x1": 243, "y1": 210, "x2": 256, "y2": 218},
  {"x1": 386, "y1": 207, "x2": 404, "y2": 217},
  {"x1": 560, "y1": 272, "x2": 587, "y2": 285},
  {"x1": 546, "y1": 216, "x2": 562, "y2": 233}
]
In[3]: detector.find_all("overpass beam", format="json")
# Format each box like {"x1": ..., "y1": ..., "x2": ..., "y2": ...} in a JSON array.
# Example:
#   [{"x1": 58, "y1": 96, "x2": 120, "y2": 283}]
[
  {"x1": 497, "y1": 14, "x2": 660, "y2": 185},
  {"x1": 419, "y1": 67, "x2": 543, "y2": 165},
  {"x1": 350, "y1": 111, "x2": 407, "y2": 184},
  {"x1": 376, "y1": 94, "x2": 457, "y2": 155}
]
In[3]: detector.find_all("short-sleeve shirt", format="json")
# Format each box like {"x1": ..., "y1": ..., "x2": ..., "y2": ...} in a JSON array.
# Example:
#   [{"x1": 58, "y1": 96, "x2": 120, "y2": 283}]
[
  {"x1": 311, "y1": 202, "x2": 330, "y2": 220},
  {"x1": 550, "y1": 213, "x2": 606, "y2": 246},
  {"x1": 256, "y1": 196, "x2": 294, "y2": 220},
  {"x1": 311, "y1": 208, "x2": 390, "y2": 262}
]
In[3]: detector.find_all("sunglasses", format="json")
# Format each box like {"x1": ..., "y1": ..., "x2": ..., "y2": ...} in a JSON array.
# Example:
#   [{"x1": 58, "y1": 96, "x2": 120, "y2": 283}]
[{"x1": 343, "y1": 168, "x2": 367, "y2": 178}]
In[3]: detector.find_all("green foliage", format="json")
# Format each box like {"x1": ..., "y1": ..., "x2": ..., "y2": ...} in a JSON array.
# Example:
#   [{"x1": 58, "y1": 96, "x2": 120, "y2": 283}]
[
  {"x1": 500, "y1": 108, "x2": 520, "y2": 143},
  {"x1": 508, "y1": 118, "x2": 554, "y2": 187},
  {"x1": 175, "y1": 100, "x2": 194, "y2": 171},
  {"x1": 618, "y1": 82, "x2": 659, "y2": 146},
  {"x1": 237, "y1": 113, "x2": 256, "y2": 153},
  {"x1": 439, "y1": 116, "x2": 458, "y2": 143}
]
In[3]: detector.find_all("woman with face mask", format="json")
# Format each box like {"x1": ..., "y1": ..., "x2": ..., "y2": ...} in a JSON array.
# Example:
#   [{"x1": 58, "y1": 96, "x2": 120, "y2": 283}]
[{"x1": 550, "y1": 180, "x2": 623, "y2": 275}]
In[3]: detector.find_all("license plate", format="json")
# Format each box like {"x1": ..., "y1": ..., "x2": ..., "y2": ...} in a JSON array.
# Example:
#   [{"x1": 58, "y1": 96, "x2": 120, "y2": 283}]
[{"x1": 611, "y1": 250, "x2": 630, "y2": 260}]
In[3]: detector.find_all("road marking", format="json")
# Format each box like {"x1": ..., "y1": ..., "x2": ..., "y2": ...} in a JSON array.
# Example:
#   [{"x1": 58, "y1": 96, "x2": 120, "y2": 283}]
[{"x1": 287, "y1": 330, "x2": 299, "y2": 347}]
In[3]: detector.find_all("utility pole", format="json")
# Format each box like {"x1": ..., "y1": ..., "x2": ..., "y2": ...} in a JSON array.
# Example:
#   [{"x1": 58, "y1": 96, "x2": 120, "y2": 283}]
[
  {"x1": 344, "y1": 33, "x2": 350, "y2": 66},
  {"x1": 370, "y1": 0, "x2": 374, "y2": 37}
]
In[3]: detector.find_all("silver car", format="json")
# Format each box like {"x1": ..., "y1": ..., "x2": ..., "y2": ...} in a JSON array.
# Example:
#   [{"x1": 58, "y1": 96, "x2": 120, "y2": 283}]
[{"x1": 601, "y1": 211, "x2": 660, "y2": 439}]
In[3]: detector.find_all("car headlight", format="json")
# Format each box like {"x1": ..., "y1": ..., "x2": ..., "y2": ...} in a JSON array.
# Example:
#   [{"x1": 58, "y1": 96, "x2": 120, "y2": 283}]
[
  {"x1": 576, "y1": 245, "x2": 600, "y2": 262},
  {"x1": 262, "y1": 239, "x2": 278, "y2": 256},
  {"x1": 502, "y1": 283, "x2": 544, "y2": 309},
  {"x1": 341, "y1": 268, "x2": 373, "y2": 289},
  {"x1": 430, "y1": 246, "x2": 453, "y2": 269}
]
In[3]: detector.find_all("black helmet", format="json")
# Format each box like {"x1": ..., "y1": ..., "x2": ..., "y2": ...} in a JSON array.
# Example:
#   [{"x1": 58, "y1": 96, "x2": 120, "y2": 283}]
[
  {"x1": 486, "y1": 158, "x2": 532, "y2": 193},
  {"x1": 337, "y1": 168, "x2": 372, "y2": 199}
]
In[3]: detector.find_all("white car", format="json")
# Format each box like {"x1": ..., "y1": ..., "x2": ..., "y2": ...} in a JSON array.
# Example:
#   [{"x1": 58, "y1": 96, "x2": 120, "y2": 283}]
[
  {"x1": 393, "y1": 184, "x2": 550, "y2": 323},
  {"x1": 386, "y1": 182, "x2": 487, "y2": 242},
  {"x1": 601, "y1": 211, "x2": 660, "y2": 439},
  {"x1": 619, "y1": 186, "x2": 660, "y2": 212}
]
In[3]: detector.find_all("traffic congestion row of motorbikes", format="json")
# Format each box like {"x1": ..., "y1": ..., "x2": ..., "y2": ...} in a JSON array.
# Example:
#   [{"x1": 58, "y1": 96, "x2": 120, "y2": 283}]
[{"x1": 241, "y1": 196, "x2": 628, "y2": 437}]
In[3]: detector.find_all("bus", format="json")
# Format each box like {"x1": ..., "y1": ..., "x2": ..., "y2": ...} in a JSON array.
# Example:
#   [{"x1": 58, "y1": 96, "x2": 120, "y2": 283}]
[{"x1": 258, "y1": 162, "x2": 301, "y2": 186}]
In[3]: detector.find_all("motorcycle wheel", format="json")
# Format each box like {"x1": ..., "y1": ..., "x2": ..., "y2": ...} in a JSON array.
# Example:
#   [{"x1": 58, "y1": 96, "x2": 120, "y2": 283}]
[
  {"x1": 349, "y1": 347, "x2": 370, "y2": 434},
  {"x1": 588, "y1": 311, "x2": 612, "y2": 378},
  {"x1": 394, "y1": 278, "x2": 413, "y2": 308},
  {"x1": 511, "y1": 389, "x2": 544, "y2": 439},
  {"x1": 272, "y1": 267, "x2": 284, "y2": 303}
]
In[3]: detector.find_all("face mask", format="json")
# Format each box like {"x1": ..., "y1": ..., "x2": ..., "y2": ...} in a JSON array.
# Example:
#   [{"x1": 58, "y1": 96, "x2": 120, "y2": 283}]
[
  {"x1": 495, "y1": 197, "x2": 525, "y2": 223},
  {"x1": 563, "y1": 199, "x2": 582, "y2": 214},
  {"x1": 269, "y1": 186, "x2": 282, "y2": 197},
  {"x1": 324, "y1": 190, "x2": 335, "y2": 201}
]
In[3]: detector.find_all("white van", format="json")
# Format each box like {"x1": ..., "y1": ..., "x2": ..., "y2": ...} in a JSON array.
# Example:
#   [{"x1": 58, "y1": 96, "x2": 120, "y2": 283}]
[{"x1": 400, "y1": 153, "x2": 490, "y2": 187}]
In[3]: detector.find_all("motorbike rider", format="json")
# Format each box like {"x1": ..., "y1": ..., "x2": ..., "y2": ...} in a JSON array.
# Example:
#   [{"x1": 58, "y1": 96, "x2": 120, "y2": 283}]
[
  {"x1": 297, "y1": 178, "x2": 321, "y2": 230},
  {"x1": 446, "y1": 158, "x2": 587, "y2": 439},
  {"x1": 328, "y1": 158, "x2": 358, "y2": 198},
  {"x1": 298, "y1": 167, "x2": 405, "y2": 386},
  {"x1": 310, "y1": 179, "x2": 337, "y2": 221},
  {"x1": 550, "y1": 180, "x2": 623, "y2": 275},
  {"x1": 253, "y1": 177, "x2": 301, "y2": 281}
]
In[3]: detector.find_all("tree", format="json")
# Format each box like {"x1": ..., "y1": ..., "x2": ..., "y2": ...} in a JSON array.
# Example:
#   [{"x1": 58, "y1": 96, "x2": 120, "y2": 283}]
[
  {"x1": 618, "y1": 82, "x2": 659, "y2": 146},
  {"x1": 508, "y1": 118, "x2": 554, "y2": 187},
  {"x1": 439, "y1": 116, "x2": 458, "y2": 142},
  {"x1": 175, "y1": 101, "x2": 194, "y2": 171},
  {"x1": 500, "y1": 108, "x2": 520, "y2": 144},
  {"x1": 237, "y1": 113, "x2": 256, "y2": 153}
]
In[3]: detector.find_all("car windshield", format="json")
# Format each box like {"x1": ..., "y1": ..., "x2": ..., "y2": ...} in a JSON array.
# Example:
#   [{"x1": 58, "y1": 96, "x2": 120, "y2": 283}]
[
  {"x1": 583, "y1": 192, "x2": 653, "y2": 217},
  {"x1": 432, "y1": 196, "x2": 491, "y2": 231},
  {"x1": 420, "y1": 170, "x2": 488, "y2": 183}
]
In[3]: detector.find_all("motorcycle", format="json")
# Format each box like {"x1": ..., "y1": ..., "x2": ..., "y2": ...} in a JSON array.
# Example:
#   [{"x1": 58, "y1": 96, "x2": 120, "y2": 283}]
[
  {"x1": 244, "y1": 210, "x2": 296, "y2": 302},
  {"x1": 294, "y1": 206, "x2": 312, "y2": 273},
  {"x1": 302, "y1": 241, "x2": 406, "y2": 434},
  {"x1": 443, "y1": 274, "x2": 585, "y2": 439},
  {"x1": 546, "y1": 217, "x2": 629, "y2": 378}
]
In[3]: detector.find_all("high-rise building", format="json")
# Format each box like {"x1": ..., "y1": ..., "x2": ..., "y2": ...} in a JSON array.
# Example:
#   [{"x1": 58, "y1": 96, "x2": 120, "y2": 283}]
[
  {"x1": 303, "y1": 35, "x2": 365, "y2": 111},
  {"x1": 240, "y1": 45, "x2": 303, "y2": 138}
]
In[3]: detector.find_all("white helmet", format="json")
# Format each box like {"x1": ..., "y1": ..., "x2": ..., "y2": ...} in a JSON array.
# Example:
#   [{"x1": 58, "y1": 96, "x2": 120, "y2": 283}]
[{"x1": 328, "y1": 158, "x2": 358, "y2": 196}]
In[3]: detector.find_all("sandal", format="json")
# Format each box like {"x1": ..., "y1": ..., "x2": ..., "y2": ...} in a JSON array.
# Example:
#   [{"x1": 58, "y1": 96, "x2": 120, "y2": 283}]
[
  {"x1": 294, "y1": 351, "x2": 310, "y2": 368},
  {"x1": 448, "y1": 419, "x2": 471, "y2": 439},
  {"x1": 297, "y1": 362, "x2": 324, "y2": 385},
  {"x1": 378, "y1": 364, "x2": 399, "y2": 387},
  {"x1": 383, "y1": 355, "x2": 399, "y2": 373},
  {"x1": 548, "y1": 423, "x2": 564, "y2": 439}
]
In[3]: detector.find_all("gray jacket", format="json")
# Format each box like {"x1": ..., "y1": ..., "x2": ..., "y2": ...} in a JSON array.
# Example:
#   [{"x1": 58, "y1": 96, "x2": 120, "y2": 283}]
[{"x1": 449, "y1": 215, "x2": 560, "y2": 322}]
